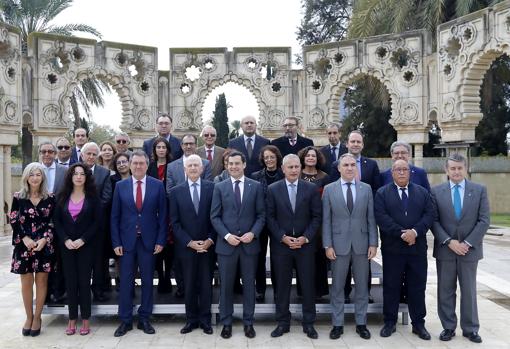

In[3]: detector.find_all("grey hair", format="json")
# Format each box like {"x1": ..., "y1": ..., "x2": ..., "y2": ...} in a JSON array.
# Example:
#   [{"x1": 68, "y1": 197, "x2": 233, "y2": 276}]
[
  {"x1": 445, "y1": 153, "x2": 467, "y2": 167},
  {"x1": 18, "y1": 162, "x2": 49, "y2": 199},
  {"x1": 339, "y1": 153, "x2": 357, "y2": 162},
  {"x1": 201, "y1": 125, "x2": 217, "y2": 135},
  {"x1": 184, "y1": 154, "x2": 203, "y2": 167},
  {"x1": 38, "y1": 141, "x2": 57, "y2": 153},
  {"x1": 115, "y1": 132, "x2": 131, "y2": 142},
  {"x1": 390, "y1": 140, "x2": 411, "y2": 155},
  {"x1": 282, "y1": 153, "x2": 300, "y2": 166},
  {"x1": 241, "y1": 115, "x2": 257, "y2": 124},
  {"x1": 130, "y1": 150, "x2": 149, "y2": 164},
  {"x1": 327, "y1": 123, "x2": 341, "y2": 131},
  {"x1": 81, "y1": 142, "x2": 100, "y2": 154}
]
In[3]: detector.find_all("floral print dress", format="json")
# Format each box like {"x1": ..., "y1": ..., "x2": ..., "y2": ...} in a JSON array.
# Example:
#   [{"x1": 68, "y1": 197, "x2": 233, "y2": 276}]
[{"x1": 10, "y1": 195, "x2": 56, "y2": 274}]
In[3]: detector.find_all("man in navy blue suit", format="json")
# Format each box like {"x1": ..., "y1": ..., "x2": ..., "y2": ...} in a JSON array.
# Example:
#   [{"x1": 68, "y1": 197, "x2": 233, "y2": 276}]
[
  {"x1": 111, "y1": 150, "x2": 167, "y2": 337},
  {"x1": 375, "y1": 160, "x2": 435, "y2": 340},
  {"x1": 169, "y1": 155, "x2": 216, "y2": 335},
  {"x1": 271, "y1": 116, "x2": 314, "y2": 158},
  {"x1": 69, "y1": 127, "x2": 88, "y2": 165},
  {"x1": 228, "y1": 115, "x2": 270, "y2": 177},
  {"x1": 319, "y1": 123, "x2": 348, "y2": 174},
  {"x1": 143, "y1": 113, "x2": 183, "y2": 160}
]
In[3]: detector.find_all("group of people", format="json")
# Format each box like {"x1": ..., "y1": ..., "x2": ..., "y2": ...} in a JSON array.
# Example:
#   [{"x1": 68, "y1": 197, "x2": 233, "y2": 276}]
[{"x1": 10, "y1": 113, "x2": 489, "y2": 344}]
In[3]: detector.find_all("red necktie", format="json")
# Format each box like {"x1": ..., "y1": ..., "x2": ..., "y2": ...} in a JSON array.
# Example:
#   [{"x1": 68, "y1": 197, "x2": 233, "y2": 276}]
[
  {"x1": 207, "y1": 149, "x2": 212, "y2": 161},
  {"x1": 136, "y1": 180, "x2": 142, "y2": 211}
]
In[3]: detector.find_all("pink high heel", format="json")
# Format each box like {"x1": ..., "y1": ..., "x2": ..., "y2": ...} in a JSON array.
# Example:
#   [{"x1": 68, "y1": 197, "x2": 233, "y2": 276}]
[
  {"x1": 80, "y1": 319, "x2": 90, "y2": 335},
  {"x1": 65, "y1": 325, "x2": 76, "y2": 335}
]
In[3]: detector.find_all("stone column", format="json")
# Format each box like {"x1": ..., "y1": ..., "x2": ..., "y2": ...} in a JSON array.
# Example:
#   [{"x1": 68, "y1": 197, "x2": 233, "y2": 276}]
[
  {"x1": 3, "y1": 146, "x2": 12, "y2": 235},
  {"x1": 0, "y1": 146, "x2": 5, "y2": 236},
  {"x1": 413, "y1": 143, "x2": 424, "y2": 168}
]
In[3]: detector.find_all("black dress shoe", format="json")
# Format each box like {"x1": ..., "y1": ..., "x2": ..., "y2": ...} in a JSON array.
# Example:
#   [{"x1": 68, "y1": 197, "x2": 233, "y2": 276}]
[
  {"x1": 303, "y1": 325, "x2": 318, "y2": 339},
  {"x1": 200, "y1": 323, "x2": 213, "y2": 335},
  {"x1": 439, "y1": 329, "x2": 455, "y2": 341},
  {"x1": 380, "y1": 324, "x2": 396, "y2": 337},
  {"x1": 22, "y1": 328, "x2": 31, "y2": 336},
  {"x1": 137, "y1": 320, "x2": 155, "y2": 334},
  {"x1": 271, "y1": 325, "x2": 290, "y2": 337},
  {"x1": 174, "y1": 289, "x2": 184, "y2": 298},
  {"x1": 244, "y1": 325, "x2": 256, "y2": 338},
  {"x1": 256, "y1": 293, "x2": 265, "y2": 302},
  {"x1": 344, "y1": 297, "x2": 351, "y2": 304},
  {"x1": 356, "y1": 325, "x2": 371, "y2": 339},
  {"x1": 368, "y1": 295, "x2": 374, "y2": 304},
  {"x1": 114, "y1": 323, "x2": 132, "y2": 337},
  {"x1": 329, "y1": 326, "x2": 343, "y2": 339},
  {"x1": 463, "y1": 331, "x2": 482, "y2": 343},
  {"x1": 93, "y1": 291, "x2": 108, "y2": 302},
  {"x1": 180, "y1": 322, "x2": 199, "y2": 334},
  {"x1": 220, "y1": 325, "x2": 232, "y2": 339},
  {"x1": 412, "y1": 326, "x2": 431, "y2": 340},
  {"x1": 30, "y1": 328, "x2": 41, "y2": 337}
]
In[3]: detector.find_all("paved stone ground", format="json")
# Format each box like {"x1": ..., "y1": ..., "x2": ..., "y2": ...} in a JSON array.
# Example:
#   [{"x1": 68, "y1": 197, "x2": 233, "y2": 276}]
[{"x1": 0, "y1": 228, "x2": 509, "y2": 349}]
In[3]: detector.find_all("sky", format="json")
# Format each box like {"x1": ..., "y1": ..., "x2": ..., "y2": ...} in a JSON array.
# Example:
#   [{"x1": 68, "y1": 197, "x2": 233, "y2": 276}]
[{"x1": 53, "y1": 0, "x2": 303, "y2": 130}]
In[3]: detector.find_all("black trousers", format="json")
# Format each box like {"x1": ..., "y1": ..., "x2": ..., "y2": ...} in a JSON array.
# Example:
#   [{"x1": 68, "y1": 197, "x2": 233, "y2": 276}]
[
  {"x1": 48, "y1": 238, "x2": 66, "y2": 299},
  {"x1": 155, "y1": 243, "x2": 174, "y2": 288},
  {"x1": 61, "y1": 242, "x2": 94, "y2": 320},
  {"x1": 256, "y1": 229, "x2": 276, "y2": 295},
  {"x1": 91, "y1": 230, "x2": 109, "y2": 294}
]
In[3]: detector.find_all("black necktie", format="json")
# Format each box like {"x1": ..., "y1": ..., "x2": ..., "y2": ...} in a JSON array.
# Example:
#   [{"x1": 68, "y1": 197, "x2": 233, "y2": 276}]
[
  {"x1": 246, "y1": 138, "x2": 253, "y2": 160},
  {"x1": 234, "y1": 180, "x2": 241, "y2": 211},
  {"x1": 331, "y1": 147, "x2": 337, "y2": 162},
  {"x1": 346, "y1": 182, "x2": 353, "y2": 214},
  {"x1": 400, "y1": 187, "x2": 408, "y2": 212}
]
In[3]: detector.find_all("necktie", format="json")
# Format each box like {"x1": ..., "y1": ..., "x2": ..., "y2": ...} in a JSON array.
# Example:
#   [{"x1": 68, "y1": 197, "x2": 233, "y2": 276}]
[
  {"x1": 234, "y1": 180, "x2": 241, "y2": 211},
  {"x1": 136, "y1": 180, "x2": 143, "y2": 211},
  {"x1": 346, "y1": 182, "x2": 353, "y2": 214},
  {"x1": 192, "y1": 182, "x2": 199, "y2": 214},
  {"x1": 453, "y1": 184, "x2": 462, "y2": 219},
  {"x1": 289, "y1": 183, "x2": 296, "y2": 212},
  {"x1": 206, "y1": 149, "x2": 212, "y2": 162},
  {"x1": 246, "y1": 138, "x2": 253, "y2": 160},
  {"x1": 331, "y1": 146, "x2": 337, "y2": 162},
  {"x1": 400, "y1": 187, "x2": 408, "y2": 213},
  {"x1": 356, "y1": 159, "x2": 361, "y2": 181},
  {"x1": 290, "y1": 139, "x2": 296, "y2": 146}
]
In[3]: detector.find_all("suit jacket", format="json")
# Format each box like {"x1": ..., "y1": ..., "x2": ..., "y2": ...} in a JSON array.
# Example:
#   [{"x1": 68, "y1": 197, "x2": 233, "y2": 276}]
[
  {"x1": 69, "y1": 146, "x2": 80, "y2": 165},
  {"x1": 380, "y1": 165, "x2": 430, "y2": 191},
  {"x1": 143, "y1": 135, "x2": 183, "y2": 160},
  {"x1": 110, "y1": 176, "x2": 167, "y2": 252},
  {"x1": 197, "y1": 145, "x2": 225, "y2": 178},
  {"x1": 266, "y1": 179, "x2": 322, "y2": 255},
  {"x1": 431, "y1": 181, "x2": 490, "y2": 261},
  {"x1": 271, "y1": 134, "x2": 314, "y2": 158},
  {"x1": 92, "y1": 165, "x2": 113, "y2": 206},
  {"x1": 147, "y1": 161, "x2": 168, "y2": 188},
  {"x1": 169, "y1": 180, "x2": 216, "y2": 252},
  {"x1": 51, "y1": 163, "x2": 67, "y2": 195},
  {"x1": 320, "y1": 143, "x2": 348, "y2": 174},
  {"x1": 322, "y1": 180, "x2": 378, "y2": 255},
  {"x1": 329, "y1": 156, "x2": 381, "y2": 194},
  {"x1": 228, "y1": 134, "x2": 270, "y2": 178},
  {"x1": 374, "y1": 182, "x2": 434, "y2": 255},
  {"x1": 165, "y1": 157, "x2": 213, "y2": 194},
  {"x1": 210, "y1": 177, "x2": 265, "y2": 256},
  {"x1": 54, "y1": 196, "x2": 101, "y2": 244}
]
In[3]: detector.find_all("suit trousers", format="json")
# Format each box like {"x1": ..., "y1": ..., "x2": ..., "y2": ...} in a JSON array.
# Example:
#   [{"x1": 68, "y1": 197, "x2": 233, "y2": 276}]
[
  {"x1": 382, "y1": 252, "x2": 427, "y2": 326},
  {"x1": 61, "y1": 242, "x2": 94, "y2": 320},
  {"x1": 118, "y1": 237, "x2": 156, "y2": 324},
  {"x1": 436, "y1": 258, "x2": 479, "y2": 333},
  {"x1": 331, "y1": 251, "x2": 370, "y2": 326},
  {"x1": 91, "y1": 229, "x2": 109, "y2": 293},
  {"x1": 273, "y1": 247, "x2": 316, "y2": 327},
  {"x1": 217, "y1": 247, "x2": 257, "y2": 326}
]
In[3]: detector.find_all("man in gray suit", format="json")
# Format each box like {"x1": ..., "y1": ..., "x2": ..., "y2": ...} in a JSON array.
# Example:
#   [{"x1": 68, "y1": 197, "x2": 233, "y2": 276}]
[
  {"x1": 323, "y1": 153, "x2": 378, "y2": 340},
  {"x1": 210, "y1": 151, "x2": 265, "y2": 339},
  {"x1": 431, "y1": 153, "x2": 490, "y2": 343},
  {"x1": 39, "y1": 142, "x2": 66, "y2": 194},
  {"x1": 166, "y1": 134, "x2": 213, "y2": 194},
  {"x1": 197, "y1": 125, "x2": 225, "y2": 177}
]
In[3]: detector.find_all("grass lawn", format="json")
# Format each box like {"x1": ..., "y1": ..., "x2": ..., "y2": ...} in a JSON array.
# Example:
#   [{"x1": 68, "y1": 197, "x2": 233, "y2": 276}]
[{"x1": 491, "y1": 214, "x2": 510, "y2": 227}]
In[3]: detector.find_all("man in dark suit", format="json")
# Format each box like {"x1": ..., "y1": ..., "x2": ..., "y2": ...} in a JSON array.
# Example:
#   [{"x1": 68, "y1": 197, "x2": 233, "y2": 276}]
[
  {"x1": 169, "y1": 154, "x2": 216, "y2": 335},
  {"x1": 380, "y1": 141, "x2": 430, "y2": 191},
  {"x1": 266, "y1": 154, "x2": 322, "y2": 339},
  {"x1": 143, "y1": 113, "x2": 183, "y2": 160},
  {"x1": 228, "y1": 115, "x2": 270, "y2": 177},
  {"x1": 197, "y1": 125, "x2": 225, "y2": 177},
  {"x1": 375, "y1": 159, "x2": 435, "y2": 340},
  {"x1": 69, "y1": 128, "x2": 88, "y2": 165},
  {"x1": 80, "y1": 142, "x2": 113, "y2": 302},
  {"x1": 271, "y1": 116, "x2": 314, "y2": 158},
  {"x1": 210, "y1": 151, "x2": 265, "y2": 339},
  {"x1": 431, "y1": 153, "x2": 490, "y2": 343},
  {"x1": 320, "y1": 123, "x2": 347, "y2": 174},
  {"x1": 111, "y1": 150, "x2": 167, "y2": 337}
]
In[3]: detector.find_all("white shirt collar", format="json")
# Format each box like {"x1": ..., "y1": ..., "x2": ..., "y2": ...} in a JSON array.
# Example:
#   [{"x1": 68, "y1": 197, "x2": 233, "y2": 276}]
[
  {"x1": 394, "y1": 182, "x2": 408, "y2": 190},
  {"x1": 188, "y1": 177, "x2": 201, "y2": 187},
  {"x1": 449, "y1": 179, "x2": 465, "y2": 189},
  {"x1": 231, "y1": 176, "x2": 245, "y2": 184},
  {"x1": 285, "y1": 178, "x2": 298, "y2": 187},
  {"x1": 340, "y1": 178, "x2": 355, "y2": 186},
  {"x1": 132, "y1": 175, "x2": 147, "y2": 185}
]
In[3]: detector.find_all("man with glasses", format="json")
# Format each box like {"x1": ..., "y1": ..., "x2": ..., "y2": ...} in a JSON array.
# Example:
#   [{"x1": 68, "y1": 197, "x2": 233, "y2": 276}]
[
  {"x1": 70, "y1": 128, "x2": 89, "y2": 165},
  {"x1": 143, "y1": 113, "x2": 183, "y2": 160},
  {"x1": 114, "y1": 132, "x2": 133, "y2": 157},
  {"x1": 55, "y1": 137, "x2": 72, "y2": 167},
  {"x1": 197, "y1": 125, "x2": 225, "y2": 177},
  {"x1": 271, "y1": 116, "x2": 314, "y2": 158},
  {"x1": 320, "y1": 123, "x2": 347, "y2": 174}
]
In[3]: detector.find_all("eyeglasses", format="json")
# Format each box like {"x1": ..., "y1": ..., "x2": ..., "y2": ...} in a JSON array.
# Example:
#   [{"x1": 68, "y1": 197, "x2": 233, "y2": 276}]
[
  {"x1": 40, "y1": 150, "x2": 55, "y2": 154},
  {"x1": 327, "y1": 132, "x2": 338, "y2": 135},
  {"x1": 393, "y1": 151, "x2": 409, "y2": 155},
  {"x1": 203, "y1": 133, "x2": 216, "y2": 137},
  {"x1": 116, "y1": 160, "x2": 128, "y2": 165},
  {"x1": 116, "y1": 140, "x2": 128, "y2": 144},
  {"x1": 57, "y1": 145, "x2": 70, "y2": 150}
]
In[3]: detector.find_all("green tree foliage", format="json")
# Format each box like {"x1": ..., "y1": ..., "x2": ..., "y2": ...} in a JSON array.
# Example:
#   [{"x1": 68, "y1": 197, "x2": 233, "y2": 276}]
[
  {"x1": 229, "y1": 120, "x2": 241, "y2": 139},
  {"x1": 212, "y1": 93, "x2": 229, "y2": 148},
  {"x1": 88, "y1": 121, "x2": 117, "y2": 145}
]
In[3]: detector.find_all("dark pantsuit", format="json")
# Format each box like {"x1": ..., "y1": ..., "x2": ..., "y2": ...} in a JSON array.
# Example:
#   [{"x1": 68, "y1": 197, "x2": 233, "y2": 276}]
[
  {"x1": 256, "y1": 229, "x2": 277, "y2": 295},
  {"x1": 48, "y1": 240, "x2": 66, "y2": 299},
  {"x1": 91, "y1": 230, "x2": 109, "y2": 293},
  {"x1": 155, "y1": 243, "x2": 173, "y2": 288},
  {"x1": 61, "y1": 242, "x2": 94, "y2": 320},
  {"x1": 383, "y1": 253, "x2": 427, "y2": 326}
]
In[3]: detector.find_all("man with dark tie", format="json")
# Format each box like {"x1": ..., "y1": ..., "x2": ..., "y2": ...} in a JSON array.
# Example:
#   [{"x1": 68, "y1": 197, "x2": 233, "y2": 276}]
[
  {"x1": 197, "y1": 125, "x2": 225, "y2": 177},
  {"x1": 431, "y1": 154, "x2": 489, "y2": 343},
  {"x1": 266, "y1": 154, "x2": 321, "y2": 339},
  {"x1": 55, "y1": 137, "x2": 72, "y2": 167},
  {"x1": 70, "y1": 128, "x2": 88, "y2": 165},
  {"x1": 320, "y1": 123, "x2": 347, "y2": 174},
  {"x1": 210, "y1": 151, "x2": 265, "y2": 339},
  {"x1": 170, "y1": 155, "x2": 216, "y2": 335},
  {"x1": 271, "y1": 116, "x2": 314, "y2": 158},
  {"x1": 322, "y1": 153, "x2": 378, "y2": 340},
  {"x1": 228, "y1": 115, "x2": 270, "y2": 177},
  {"x1": 143, "y1": 113, "x2": 183, "y2": 160},
  {"x1": 111, "y1": 151, "x2": 167, "y2": 337},
  {"x1": 375, "y1": 159, "x2": 434, "y2": 340}
]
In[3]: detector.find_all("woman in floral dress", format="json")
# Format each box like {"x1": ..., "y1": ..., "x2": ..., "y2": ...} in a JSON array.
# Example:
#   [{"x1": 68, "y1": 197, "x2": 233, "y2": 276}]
[{"x1": 10, "y1": 162, "x2": 56, "y2": 336}]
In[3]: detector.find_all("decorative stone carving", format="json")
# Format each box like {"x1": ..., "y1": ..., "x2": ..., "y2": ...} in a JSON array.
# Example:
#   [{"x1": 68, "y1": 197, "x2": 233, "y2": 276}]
[
  {"x1": 42, "y1": 104, "x2": 66, "y2": 126},
  {"x1": 3, "y1": 100, "x2": 17, "y2": 123},
  {"x1": 307, "y1": 107, "x2": 326, "y2": 128},
  {"x1": 441, "y1": 98, "x2": 457, "y2": 121},
  {"x1": 394, "y1": 101, "x2": 419, "y2": 124},
  {"x1": 266, "y1": 109, "x2": 285, "y2": 128},
  {"x1": 0, "y1": 27, "x2": 20, "y2": 66}
]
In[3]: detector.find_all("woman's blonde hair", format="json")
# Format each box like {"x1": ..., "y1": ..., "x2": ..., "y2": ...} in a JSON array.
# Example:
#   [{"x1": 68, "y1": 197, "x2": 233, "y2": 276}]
[{"x1": 18, "y1": 162, "x2": 49, "y2": 199}]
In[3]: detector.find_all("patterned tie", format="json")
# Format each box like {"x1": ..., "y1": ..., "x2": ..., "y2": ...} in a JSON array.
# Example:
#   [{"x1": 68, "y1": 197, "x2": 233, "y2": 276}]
[
  {"x1": 453, "y1": 184, "x2": 462, "y2": 219},
  {"x1": 400, "y1": 187, "x2": 408, "y2": 213},
  {"x1": 346, "y1": 182, "x2": 353, "y2": 214},
  {"x1": 246, "y1": 138, "x2": 253, "y2": 160},
  {"x1": 192, "y1": 182, "x2": 199, "y2": 214},
  {"x1": 289, "y1": 183, "x2": 297, "y2": 212},
  {"x1": 136, "y1": 180, "x2": 143, "y2": 211},
  {"x1": 206, "y1": 149, "x2": 212, "y2": 162},
  {"x1": 234, "y1": 180, "x2": 242, "y2": 211}
]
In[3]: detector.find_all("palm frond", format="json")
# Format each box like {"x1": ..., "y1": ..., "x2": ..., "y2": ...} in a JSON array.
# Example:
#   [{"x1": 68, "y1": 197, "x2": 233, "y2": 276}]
[
  {"x1": 46, "y1": 23, "x2": 102, "y2": 38},
  {"x1": 455, "y1": 0, "x2": 479, "y2": 17},
  {"x1": 348, "y1": 0, "x2": 391, "y2": 39},
  {"x1": 421, "y1": 0, "x2": 446, "y2": 36},
  {"x1": 391, "y1": 0, "x2": 415, "y2": 33}
]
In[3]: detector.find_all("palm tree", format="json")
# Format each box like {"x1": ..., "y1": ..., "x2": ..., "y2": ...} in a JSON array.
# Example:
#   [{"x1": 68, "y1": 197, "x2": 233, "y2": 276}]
[{"x1": 229, "y1": 120, "x2": 241, "y2": 139}]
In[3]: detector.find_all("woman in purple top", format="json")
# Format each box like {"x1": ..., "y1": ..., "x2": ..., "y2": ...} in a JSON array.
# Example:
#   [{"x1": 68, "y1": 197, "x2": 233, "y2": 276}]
[
  {"x1": 10, "y1": 162, "x2": 55, "y2": 337},
  {"x1": 54, "y1": 163, "x2": 101, "y2": 336}
]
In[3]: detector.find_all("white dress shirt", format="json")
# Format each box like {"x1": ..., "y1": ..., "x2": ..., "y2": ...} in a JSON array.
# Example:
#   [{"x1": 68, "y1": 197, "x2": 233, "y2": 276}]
[
  {"x1": 224, "y1": 176, "x2": 246, "y2": 241},
  {"x1": 243, "y1": 135, "x2": 255, "y2": 150},
  {"x1": 132, "y1": 176, "x2": 147, "y2": 203},
  {"x1": 44, "y1": 162, "x2": 56, "y2": 193},
  {"x1": 340, "y1": 178, "x2": 357, "y2": 204},
  {"x1": 188, "y1": 177, "x2": 201, "y2": 201}
]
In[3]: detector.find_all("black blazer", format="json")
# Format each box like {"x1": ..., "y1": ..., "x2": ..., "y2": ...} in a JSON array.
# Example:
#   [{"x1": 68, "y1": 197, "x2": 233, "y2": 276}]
[
  {"x1": 320, "y1": 143, "x2": 348, "y2": 174},
  {"x1": 329, "y1": 156, "x2": 381, "y2": 194},
  {"x1": 271, "y1": 134, "x2": 314, "y2": 158},
  {"x1": 228, "y1": 134, "x2": 270, "y2": 178},
  {"x1": 143, "y1": 135, "x2": 183, "y2": 161},
  {"x1": 147, "y1": 161, "x2": 169, "y2": 188},
  {"x1": 54, "y1": 196, "x2": 102, "y2": 244}
]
